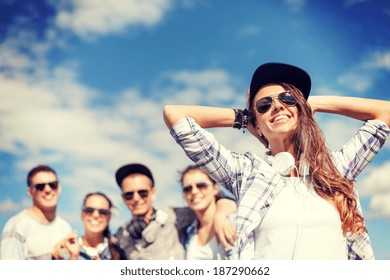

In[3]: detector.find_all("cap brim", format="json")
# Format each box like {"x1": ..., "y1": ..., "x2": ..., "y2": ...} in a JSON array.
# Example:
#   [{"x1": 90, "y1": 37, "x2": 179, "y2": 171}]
[{"x1": 249, "y1": 62, "x2": 311, "y2": 100}]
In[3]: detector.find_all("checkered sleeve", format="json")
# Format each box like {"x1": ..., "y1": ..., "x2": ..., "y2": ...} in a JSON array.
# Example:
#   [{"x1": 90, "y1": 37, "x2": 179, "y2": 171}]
[
  {"x1": 170, "y1": 117, "x2": 246, "y2": 200},
  {"x1": 332, "y1": 119, "x2": 389, "y2": 180}
]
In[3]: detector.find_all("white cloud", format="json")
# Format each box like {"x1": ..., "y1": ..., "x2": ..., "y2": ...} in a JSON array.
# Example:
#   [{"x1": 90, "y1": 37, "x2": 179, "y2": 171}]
[
  {"x1": 362, "y1": 51, "x2": 390, "y2": 70},
  {"x1": 367, "y1": 192, "x2": 390, "y2": 219},
  {"x1": 337, "y1": 50, "x2": 390, "y2": 93},
  {"x1": 0, "y1": 199, "x2": 21, "y2": 214},
  {"x1": 0, "y1": 42, "x2": 31, "y2": 71},
  {"x1": 337, "y1": 72, "x2": 373, "y2": 93},
  {"x1": 316, "y1": 116, "x2": 361, "y2": 151},
  {"x1": 160, "y1": 69, "x2": 244, "y2": 106},
  {"x1": 0, "y1": 198, "x2": 30, "y2": 214},
  {"x1": 358, "y1": 161, "x2": 390, "y2": 197},
  {"x1": 0, "y1": 31, "x2": 51, "y2": 79},
  {"x1": 55, "y1": 0, "x2": 173, "y2": 38}
]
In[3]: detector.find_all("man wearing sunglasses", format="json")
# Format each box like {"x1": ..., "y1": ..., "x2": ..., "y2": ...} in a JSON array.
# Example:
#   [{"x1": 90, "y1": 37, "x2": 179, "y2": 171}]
[
  {"x1": 0, "y1": 165, "x2": 71, "y2": 259},
  {"x1": 113, "y1": 163, "x2": 236, "y2": 260}
]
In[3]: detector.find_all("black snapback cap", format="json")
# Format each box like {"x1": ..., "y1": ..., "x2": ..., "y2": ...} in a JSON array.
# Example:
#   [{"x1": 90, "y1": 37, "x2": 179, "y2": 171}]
[
  {"x1": 249, "y1": 62, "x2": 311, "y2": 100},
  {"x1": 115, "y1": 163, "x2": 154, "y2": 188}
]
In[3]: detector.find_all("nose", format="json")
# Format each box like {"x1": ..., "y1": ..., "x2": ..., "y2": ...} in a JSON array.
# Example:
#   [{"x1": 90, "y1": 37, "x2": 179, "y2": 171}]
[
  {"x1": 132, "y1": 191, "x2": 141, "y2": 201},
  {"x1": 42, "y1": 183, "x2": 52, "y2": 192},
  {"x1": 190, "y1": 184, "x2": 200, "y2": 194},
  {"x1": 271, "y1": 97, "x2": 284, "y2": 113},
  {"x1": 91, "y1": 209, "x2": 100, "y2": 217}
]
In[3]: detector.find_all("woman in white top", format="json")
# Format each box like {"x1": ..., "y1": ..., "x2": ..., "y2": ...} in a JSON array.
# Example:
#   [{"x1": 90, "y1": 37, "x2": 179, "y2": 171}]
[
  {"x1": 179, "y1": 165, "x2": 236, "y2": 260},
  {"x1": 163, "y1": 62, "x2": 390, "y2": 260}
]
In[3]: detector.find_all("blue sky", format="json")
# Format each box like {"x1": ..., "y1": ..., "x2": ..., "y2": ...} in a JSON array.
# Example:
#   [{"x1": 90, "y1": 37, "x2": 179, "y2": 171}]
[{"x1": 0, "y1": 0, "x2": 389, "y2": 259}]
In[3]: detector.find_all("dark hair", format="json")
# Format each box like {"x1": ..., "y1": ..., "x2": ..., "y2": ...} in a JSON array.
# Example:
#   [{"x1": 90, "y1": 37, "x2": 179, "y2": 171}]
[
  {"x1": 27, "y1": 165, "x2": 57, "y2": 187},
  {"x1": 178, "y1": 165, "x2": 216, "y2": 186},
  {"x1": 82, "y1": 192, "x2": 125, "y2": 260}
]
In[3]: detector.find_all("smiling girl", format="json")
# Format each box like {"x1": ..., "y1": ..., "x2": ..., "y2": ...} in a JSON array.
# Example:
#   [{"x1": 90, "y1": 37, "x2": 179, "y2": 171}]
[
  {"x1": 52, "y1": 192, "x2": 125, "y2": 260},
  {"x1": 179, "y1": 165, "x2": 236, "y2": 260},
  {"x1": 163, "y1": 62, "x2": 390, "y2": 260}
]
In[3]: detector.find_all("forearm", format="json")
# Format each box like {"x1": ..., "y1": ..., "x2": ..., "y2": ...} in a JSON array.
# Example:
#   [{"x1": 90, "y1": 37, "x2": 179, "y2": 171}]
[
  {"x1": 309, "y1": 96, "x2": 390, "y2": 126},
  {"x1": 163, "y1": 105, "x2": 235, "y2": 129},
  {"x1": 214, "y1": 199, "x2": 237, "y2": 249},
  {"x1": 216, "y1": 199, "x2": 237, "y2": 216}
]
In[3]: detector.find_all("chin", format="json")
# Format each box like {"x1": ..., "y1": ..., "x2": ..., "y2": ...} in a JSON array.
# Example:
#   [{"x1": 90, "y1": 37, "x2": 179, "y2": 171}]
[
  {"x1": 190, "y1": 204, "x2": 207, "y2": 212},
  {"x1": 132, "y1": 208, "x2": 149, "y2": 217},
  {"x1": 87, "y1": 227, "x2": 105, "y2": 234},
  {"x1": 41, "y1": 204, "x2": 57, "y2": 211}
]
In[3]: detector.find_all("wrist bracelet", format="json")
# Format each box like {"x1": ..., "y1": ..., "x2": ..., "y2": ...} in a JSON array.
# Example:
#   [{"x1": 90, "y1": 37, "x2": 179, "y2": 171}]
[{"x1": 233, "y1": 108, "x2": 248, "y2": 130}]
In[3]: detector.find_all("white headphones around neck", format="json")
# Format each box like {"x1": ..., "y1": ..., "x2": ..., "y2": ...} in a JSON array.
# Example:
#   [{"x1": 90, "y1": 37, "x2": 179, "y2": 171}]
[{"x1": 265, "y1": 151, "x2": 296, "y2": 176}]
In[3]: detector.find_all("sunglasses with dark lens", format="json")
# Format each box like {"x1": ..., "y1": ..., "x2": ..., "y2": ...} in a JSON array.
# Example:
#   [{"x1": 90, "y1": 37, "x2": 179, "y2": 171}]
[
  {"x1": 30, "y1": 181, "x2": 59, "y2": 191},
  {"x1": 122, "y1": 189, "x2": 149, "y2": 201},
  {"x1": 255, "y1": 91, "x2": 297, "y2": 113},
  {"x1": 83, "y1": 207, "x2": 110, "y2": 216},
  {"x1": 182, "y1": 182, "x2": 211, "y2": 194}
]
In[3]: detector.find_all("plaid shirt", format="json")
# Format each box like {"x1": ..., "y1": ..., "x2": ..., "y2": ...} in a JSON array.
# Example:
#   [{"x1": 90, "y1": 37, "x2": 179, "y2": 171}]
[{"x1": 170, "y1": 118, "x2": 389, "y2": 260}]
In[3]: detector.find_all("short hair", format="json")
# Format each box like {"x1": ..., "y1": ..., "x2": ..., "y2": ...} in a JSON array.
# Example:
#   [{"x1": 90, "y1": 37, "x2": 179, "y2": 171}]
[{"x1": 26, "y1": 165, "x2": 58, "y2": 187}]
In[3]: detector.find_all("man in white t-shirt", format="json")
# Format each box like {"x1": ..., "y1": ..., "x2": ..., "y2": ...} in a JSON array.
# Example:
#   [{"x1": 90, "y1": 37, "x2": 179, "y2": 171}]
[{"x1": 0, "y1": 165, "x2": 72, "y2": 260}]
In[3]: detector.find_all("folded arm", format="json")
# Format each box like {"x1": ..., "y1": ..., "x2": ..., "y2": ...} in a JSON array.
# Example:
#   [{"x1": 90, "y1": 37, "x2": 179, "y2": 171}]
[
  {"x1": 163, "y1": 104, "x2": 265, "y2": 144},
  {"x1": 163, "y1": 105, "x2": 235, "y2": 129},
  {"x1": 308, "y1": 96, "x2": 390, "y2": 127}
]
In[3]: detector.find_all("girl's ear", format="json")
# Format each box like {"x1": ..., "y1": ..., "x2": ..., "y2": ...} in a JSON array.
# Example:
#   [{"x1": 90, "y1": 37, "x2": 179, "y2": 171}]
[
  {"x1": 256, "y1": 128, "x2": 269, "y2": 147},
  {"x1": 212, "y1": 184, "x2": 219, "y2": 196},
  {"x1": 256, "y1": 125, "x2": 262, "y2": 136}
]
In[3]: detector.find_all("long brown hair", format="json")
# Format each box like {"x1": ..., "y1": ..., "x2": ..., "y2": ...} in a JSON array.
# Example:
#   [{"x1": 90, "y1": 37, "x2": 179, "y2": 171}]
[{"x1": 248, "y1": 83, "x2": 366, "y2": 234}]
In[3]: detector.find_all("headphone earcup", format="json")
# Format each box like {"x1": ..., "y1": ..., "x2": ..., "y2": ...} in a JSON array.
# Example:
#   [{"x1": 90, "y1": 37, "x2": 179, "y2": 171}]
[
  {"x1": 273, "y1": 152, "x2": 295, "y2": 176},
  {"x1": 264, "y1": 152, "x2": 273, "y2": 165},
  {"x1": 266, "y1": 152, "x2": 295, "y2": 176},
  {"x1": 127, "y1": 218, "x2": 148, "y2": 239}
]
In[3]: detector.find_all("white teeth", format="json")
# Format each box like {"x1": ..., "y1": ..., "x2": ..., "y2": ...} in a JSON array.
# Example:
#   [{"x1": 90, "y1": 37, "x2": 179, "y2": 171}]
[
  {"x1": 191, "y1": 197, "x2": 202, "y2": 203},
  {"x1": 274, "y1": 115, "x2": 288, "y2": 122}
]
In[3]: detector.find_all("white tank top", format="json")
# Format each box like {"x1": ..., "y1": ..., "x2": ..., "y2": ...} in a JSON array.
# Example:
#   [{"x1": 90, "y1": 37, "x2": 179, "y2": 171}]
[
  {"x1": 185, "y1": 234, "x2": 226, "y2": 260},
  {"x1": 254, "y1": 178, "x2": 348, "y2": 259}
]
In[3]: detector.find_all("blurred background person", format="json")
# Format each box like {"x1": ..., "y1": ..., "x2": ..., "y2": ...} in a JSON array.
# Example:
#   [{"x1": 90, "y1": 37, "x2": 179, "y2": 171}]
[
  {"x1": 0, "y1": 165, "x2": 71, "y2": 260},
  {"x1": 114, "y1": 163, "x2": 236, "y2": 260},
  {"x1": 52, "y1": 192, "x2": 125, "y2": 260},
  {"x1": 179, "y1": 165, "x2": 236, "y2": 260}
]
